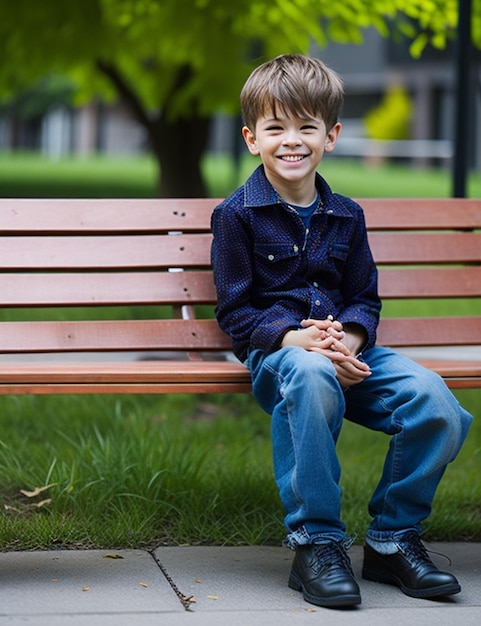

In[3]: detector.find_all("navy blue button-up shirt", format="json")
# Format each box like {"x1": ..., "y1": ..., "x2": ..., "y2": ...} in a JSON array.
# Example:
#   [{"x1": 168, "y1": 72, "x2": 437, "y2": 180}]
[{"x1": 211, "y1": 165, "x2": 381, "y2": 362}]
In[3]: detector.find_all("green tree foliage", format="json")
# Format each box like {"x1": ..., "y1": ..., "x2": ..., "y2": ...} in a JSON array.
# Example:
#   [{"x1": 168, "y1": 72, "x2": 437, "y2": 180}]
[{"x1": 0, "y1": 0, "x2": 479, "y2": 196}]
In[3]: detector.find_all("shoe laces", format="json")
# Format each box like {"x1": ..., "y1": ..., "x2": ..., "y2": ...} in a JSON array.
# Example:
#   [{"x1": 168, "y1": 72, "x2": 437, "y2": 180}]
[
  {"x1": 396, "y1": 531, "x2": 452, "y2": 567},
  {"x1": 311, "y1": 540, "x2": 355, "y2": 576}
]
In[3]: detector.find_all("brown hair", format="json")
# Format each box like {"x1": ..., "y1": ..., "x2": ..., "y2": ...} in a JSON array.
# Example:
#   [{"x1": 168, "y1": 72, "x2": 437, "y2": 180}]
[{"x1": 240, "y1": 54, "x2": 344, "y2": 132}]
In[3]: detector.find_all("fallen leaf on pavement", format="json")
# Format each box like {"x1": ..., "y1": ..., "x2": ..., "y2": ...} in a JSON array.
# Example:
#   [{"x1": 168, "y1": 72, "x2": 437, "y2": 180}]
[{"x1": 103, "y1": 553, "x2": 124, "y2": 559}]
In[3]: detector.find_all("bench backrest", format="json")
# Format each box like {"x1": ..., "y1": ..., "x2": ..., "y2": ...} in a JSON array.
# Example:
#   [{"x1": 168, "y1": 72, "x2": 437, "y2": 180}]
[{"x1": 0, "y1": 198, "x2": 480, "y2": 357}]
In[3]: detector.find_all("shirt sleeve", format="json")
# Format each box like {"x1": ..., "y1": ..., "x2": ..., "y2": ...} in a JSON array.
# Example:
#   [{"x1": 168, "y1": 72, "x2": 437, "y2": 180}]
[{"x1": 211, "y1": 203, "x2": 299, "y2": 361}]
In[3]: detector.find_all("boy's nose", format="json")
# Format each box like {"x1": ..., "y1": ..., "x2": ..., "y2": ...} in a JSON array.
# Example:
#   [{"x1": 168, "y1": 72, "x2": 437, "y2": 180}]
[{"x1": 282, "y1": 130, "x2": 302, "y2": 145}]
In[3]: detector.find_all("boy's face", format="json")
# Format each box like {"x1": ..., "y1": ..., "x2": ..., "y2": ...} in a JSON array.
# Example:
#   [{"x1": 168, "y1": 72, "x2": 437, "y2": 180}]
[{"x1": 242, "y1": 108, "x2": 341, "y2": 201}]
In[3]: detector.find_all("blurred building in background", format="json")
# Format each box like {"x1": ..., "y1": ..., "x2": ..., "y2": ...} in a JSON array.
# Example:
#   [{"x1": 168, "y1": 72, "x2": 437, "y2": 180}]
[{"x1": 1, "y1": 29, "x2": 480, "y2": 169}]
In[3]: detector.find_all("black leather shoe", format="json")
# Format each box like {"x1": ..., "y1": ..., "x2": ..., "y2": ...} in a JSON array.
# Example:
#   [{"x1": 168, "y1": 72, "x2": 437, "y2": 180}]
[
  {"x1": 362, "y1": 531, "x2": 461, "y2": 598},
  {"x1": 288, "y1": 541, "x2": 361, "y2": 608}
]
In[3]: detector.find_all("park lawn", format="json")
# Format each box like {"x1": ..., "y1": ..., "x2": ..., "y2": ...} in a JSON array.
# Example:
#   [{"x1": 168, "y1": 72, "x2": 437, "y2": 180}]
[{"x1": 0, "y1": 387, "x2": 479, "y2": 550}]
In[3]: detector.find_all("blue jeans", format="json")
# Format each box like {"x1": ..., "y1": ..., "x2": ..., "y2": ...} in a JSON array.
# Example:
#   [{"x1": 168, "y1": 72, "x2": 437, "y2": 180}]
[{"x1": 247, "y1": 346, "x2": 472, "y2": 548}]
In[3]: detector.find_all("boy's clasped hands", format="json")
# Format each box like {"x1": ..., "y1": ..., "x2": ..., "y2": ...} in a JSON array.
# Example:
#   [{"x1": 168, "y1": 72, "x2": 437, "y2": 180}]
[{"x1": 281, "y1": 316, "x2": 371, "y2": 387}]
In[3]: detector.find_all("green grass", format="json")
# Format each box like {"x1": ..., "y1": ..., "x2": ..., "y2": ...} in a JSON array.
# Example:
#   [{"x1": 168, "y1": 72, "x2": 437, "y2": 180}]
[
  {"x1": 0, "y1": 390, "x2": 479, "y2": 550},
  {"x1": 1, "y1": 150, "x2": 481, "y2": 198},
  {"x1": 0, "y1": 152, "x2": 159, "y2": 198},
  {"x1": 0, "y1": 394, "x2": 283, "y2": 549},
  {"x1": 0, "y1": 152, "x2": 480, "y2": 550},
  {"x1": 318, "y1": 158, "x2": 481, "y2": 199}
]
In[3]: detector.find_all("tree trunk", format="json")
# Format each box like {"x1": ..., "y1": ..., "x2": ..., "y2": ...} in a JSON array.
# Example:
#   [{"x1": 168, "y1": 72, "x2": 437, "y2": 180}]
[
  {"x1": 96, "y1": 60, "x2": 212, "y2": 198},
  {"x1": 150, "y1": 113, "x2": 211, "y2": 198}
]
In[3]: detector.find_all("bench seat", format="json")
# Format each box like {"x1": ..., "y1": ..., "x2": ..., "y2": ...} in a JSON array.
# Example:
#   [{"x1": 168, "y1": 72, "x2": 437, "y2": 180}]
[{"x1": 0, "y1": 358, "x2": 479, "y2": 394}]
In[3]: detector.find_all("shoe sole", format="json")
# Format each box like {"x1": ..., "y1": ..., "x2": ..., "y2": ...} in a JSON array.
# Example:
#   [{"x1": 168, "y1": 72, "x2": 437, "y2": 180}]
[
  {"x1": 362, "y1": 566, "x2": 461, "y2": 599},
  {"x1": 288, "y1": 571, "x2": 362, "y2": 608}
]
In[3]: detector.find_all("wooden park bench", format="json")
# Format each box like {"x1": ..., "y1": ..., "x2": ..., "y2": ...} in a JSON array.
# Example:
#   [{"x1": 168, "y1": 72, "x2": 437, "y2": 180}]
[{"x1": 0, "y1": 197, "x2": 480, "y2": 394}]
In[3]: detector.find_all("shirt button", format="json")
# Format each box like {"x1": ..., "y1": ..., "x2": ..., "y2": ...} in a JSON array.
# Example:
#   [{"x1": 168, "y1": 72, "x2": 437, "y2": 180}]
[
  {"x1": 313, "y1": 282, "x2": 319, "y2": 288},
  {"x1": 293, "y1": 244, "x2": 299, "y2": 253},
  {"x1": 268, "y1": 254, "x2": 275, "y2": 261},
  {"x1": 315, "y1": 300, "x2": 321, "y2": 306}
]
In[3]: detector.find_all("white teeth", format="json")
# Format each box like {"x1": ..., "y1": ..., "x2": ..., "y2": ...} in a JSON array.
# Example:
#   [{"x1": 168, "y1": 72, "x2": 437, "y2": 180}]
[{"x1": 281, "y1": 155, "x2": 305, "y2": 161}]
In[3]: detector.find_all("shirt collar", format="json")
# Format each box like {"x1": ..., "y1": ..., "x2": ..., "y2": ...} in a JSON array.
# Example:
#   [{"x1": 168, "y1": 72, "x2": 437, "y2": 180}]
[{"x1": 244, "y1": 165, "x2": 354, "y2": 218}]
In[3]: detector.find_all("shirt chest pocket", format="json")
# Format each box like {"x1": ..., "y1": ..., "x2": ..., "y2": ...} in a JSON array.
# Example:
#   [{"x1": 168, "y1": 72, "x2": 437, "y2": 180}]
[
  {"x1": 328, "y1": 243, "x2": 350, "y2": 263},
  {"x1": 254, "y1": 242, "x2": 301, "y2": 281},
  {"x1": 328, "y1": 243, "x2": 350, "y2": 260},
  {"x1": 254, "y1": 242, "x2": 301, "y2": 263}
]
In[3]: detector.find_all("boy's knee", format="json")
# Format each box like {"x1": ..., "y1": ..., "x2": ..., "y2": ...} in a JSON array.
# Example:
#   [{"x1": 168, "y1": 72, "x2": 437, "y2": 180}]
[
  {"x1": 405, "y1": 364, "x2": 447, "y2": 397},
  {"x1": 412, "y1": 367, "x2": 472, "y2": 432},
  {"x1": 279, "y1": 347, "x2": 335, "y2": 380}
]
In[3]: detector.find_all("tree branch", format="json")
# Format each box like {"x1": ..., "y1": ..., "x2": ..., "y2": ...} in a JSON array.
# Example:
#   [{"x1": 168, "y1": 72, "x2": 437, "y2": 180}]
[{"x1": 95, "y1": 59, "x2": 154, "y2": 133}]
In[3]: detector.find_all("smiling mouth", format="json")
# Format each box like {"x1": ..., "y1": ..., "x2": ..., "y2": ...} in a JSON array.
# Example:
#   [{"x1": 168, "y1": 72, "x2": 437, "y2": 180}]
[{"x1": 280, "y1": 155, "x2": 307, "y2": 162}]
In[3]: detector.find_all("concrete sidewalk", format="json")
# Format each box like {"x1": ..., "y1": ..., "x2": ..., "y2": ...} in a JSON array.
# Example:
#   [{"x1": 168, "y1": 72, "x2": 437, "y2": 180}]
[{"x1": 0, "y1": 543, "x2": 479, "y2": 625}]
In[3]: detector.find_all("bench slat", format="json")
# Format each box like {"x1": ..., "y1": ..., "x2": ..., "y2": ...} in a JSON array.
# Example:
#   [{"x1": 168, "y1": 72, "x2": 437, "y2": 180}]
[
  {"x1": 378, "y1": 267, "x2": 481, "y2": 298},
  {"x1": 0, "y1": 234, "x2": 212, "y2": 269},
  {"x1": 2, "y1": 231, "x2": 480, "y2": 270},
  {"x1": 0, "y1": 360, "x2": 478, "y2": 393},
  {"x1": 0, "y1": 271, "x2": 217, "y2": 307},
  {"x1": 0, "y1": 360, "x2": 248, "y2": 382},
  {"x1": 0, "y1": 199, "x2": 221, "y2": 233},
  {"x1": 377, "y1": 317, "x2": 481, "y2": 346},
  {"x1": 360, "y1": 198, "x2": 481, "y2": 230},
  {"x1": 0, "y1": 382, "x2": 253, "y2": 394},
  {"x1": 1, "y1": 267, "x2": 479, "y2": 306},
  {"x1": 0, "y1": 319, "x2": 232, "y2": 353},
  {"x1": 0, "y1": 316, "x2": 479, "y2": 353},
  {"x1": 368, "y1": 232, "x2": 481, "y2": 264},
  {"x1": 1, "y1": 198, "x2": 481, "y2": 232},
  {"x1": 0, "y1": 361, "x2": 251, "y2": 394}
]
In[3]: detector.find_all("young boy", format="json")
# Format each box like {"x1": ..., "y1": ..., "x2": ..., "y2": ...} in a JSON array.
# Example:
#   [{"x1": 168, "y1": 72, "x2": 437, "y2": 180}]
[{"x1": 210, "y1": 54, "x2": 472, "y2": 609}]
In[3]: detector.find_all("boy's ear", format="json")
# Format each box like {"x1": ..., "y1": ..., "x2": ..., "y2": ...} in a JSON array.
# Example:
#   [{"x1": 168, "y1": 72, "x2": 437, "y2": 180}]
[
  {"x1": 324, "y1": 122, "x2": 342, "y2": 153},
  {"x1": 242, "y1": 126, "x2": 260, "y2": 155}
]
